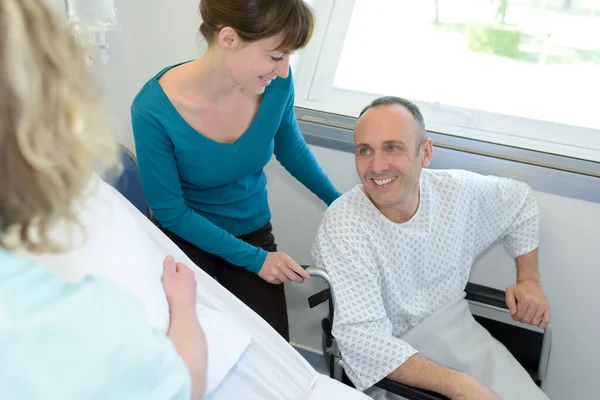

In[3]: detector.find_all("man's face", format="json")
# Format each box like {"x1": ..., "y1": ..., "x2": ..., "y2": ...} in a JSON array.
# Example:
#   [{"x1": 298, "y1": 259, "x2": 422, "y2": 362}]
[{"x1": 354, "y1": 104, "x2": 431, "y2": 210}]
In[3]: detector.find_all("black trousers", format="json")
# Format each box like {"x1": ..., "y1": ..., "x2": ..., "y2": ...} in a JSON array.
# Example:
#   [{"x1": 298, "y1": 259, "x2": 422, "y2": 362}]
[{"x1": 158, "y1": 222, "x2": 290, "y2": 341}]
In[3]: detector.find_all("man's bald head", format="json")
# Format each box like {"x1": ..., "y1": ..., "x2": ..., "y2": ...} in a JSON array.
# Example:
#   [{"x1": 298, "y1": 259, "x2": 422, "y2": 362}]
[{"x1": 358, "y1": 96, "x2": 427, "y2": 154}]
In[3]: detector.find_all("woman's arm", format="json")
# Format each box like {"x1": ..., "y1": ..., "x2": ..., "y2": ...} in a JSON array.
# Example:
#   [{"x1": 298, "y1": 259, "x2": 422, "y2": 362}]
[
  {"x1": 162, "y1": 256, "x2": 207, "y2": 400},
  {"x1": 132, "y1": 107, "x2": 309, "y2": 283},
  {"x1": 273, "y1": 72, "x2": 342, "y2": 206},
  {"x1": 131, "y1": 105, "x2": 266, "y2": 273}
]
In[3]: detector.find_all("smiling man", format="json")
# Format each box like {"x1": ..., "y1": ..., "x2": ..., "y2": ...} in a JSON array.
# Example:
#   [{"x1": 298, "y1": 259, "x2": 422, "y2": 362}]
[{"x1": 311, "y1": 97, "x2": 551, "y2": 400}]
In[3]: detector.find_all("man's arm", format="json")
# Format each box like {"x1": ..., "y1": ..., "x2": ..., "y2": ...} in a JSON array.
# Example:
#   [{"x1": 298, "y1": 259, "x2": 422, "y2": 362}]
[
  {"x1": 516, "y1": 248, "x2": 540, "y2": 282},
  {"x1": 388, "y1": 354, "x2": 502, "y2": 400},
  {"x1": 311, "y1": 215, "x2": 417, "y2": 390},
  {"x1": 464, "y1": 171, "x2": 550, "y2": 329},
  {"x1": 464, "y1": 171, "x2": 540, "y2": 259},
  {"x1": 505, "y1": 248, "x2": 551, "y2": 328}
]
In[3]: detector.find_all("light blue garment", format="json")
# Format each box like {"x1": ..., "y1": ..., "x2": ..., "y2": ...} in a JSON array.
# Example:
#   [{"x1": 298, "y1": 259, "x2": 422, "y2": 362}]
[
  {"x1": 0, "y1": 248, "x2": 191, "y2": 400},
  {"x1": 131, "y1": 64, "x2": 341, "y2": 273}
]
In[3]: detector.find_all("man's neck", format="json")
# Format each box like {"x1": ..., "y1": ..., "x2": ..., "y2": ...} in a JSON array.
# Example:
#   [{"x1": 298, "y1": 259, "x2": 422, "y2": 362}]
[{"x1": 365, "y1": 184, "x2": 421, "y2": 224}]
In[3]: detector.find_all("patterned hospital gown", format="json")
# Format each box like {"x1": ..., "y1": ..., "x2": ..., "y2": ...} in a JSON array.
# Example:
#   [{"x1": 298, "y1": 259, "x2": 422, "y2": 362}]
[{"x1": 311, "y1": 169, "x2": 540, "y2": 390}]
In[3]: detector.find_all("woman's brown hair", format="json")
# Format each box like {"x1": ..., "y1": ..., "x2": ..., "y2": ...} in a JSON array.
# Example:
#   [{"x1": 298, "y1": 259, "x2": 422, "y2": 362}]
[{"x1": 199, "y1": 0, "x2": 315, "y2": 52}]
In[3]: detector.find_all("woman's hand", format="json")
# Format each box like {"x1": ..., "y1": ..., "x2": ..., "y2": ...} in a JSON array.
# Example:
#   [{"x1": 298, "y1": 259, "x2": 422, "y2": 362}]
[
  {"x1": 162, "y1": 255, "x2": 197, "y2": 310},
  {"x1": 162, "y1": 255, "x2": 207, "y2": 400},
  {"x1": 258, "y1": 252, "x2": 310, "y2": 284}
]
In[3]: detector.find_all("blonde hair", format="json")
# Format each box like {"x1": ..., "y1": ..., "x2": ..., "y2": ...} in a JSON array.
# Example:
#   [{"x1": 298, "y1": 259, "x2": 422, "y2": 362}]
[{"x1": 0, "y1": 0, "x2": 118, "y2": 252}]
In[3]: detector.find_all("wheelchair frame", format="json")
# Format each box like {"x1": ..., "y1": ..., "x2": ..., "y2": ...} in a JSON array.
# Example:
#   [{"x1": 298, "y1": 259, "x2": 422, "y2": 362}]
[{"x1": 306, "y1": 266, "x2": 552, "y2": 400}]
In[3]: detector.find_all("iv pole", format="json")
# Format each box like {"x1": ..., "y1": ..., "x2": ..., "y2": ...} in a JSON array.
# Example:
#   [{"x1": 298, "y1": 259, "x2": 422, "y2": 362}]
[{"x1": 64, "y1": 0, "x2": 118, "y2": 64}]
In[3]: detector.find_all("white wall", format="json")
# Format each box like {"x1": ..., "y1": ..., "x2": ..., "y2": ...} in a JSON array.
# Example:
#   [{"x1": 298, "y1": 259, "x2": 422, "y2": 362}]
[
  {"x1": 267, "y1": 146, "x2": 600, "y2": 400},
  {"x1": 51, "y1": 0, "x2": 599, "y2": 398},
  {"x1": 87, "y1": 0, "x2": 203, "y2": 151}
]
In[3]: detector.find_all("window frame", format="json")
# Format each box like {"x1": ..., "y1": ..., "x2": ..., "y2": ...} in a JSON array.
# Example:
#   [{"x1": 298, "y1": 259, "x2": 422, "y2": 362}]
[{"x1": 293, "y1": 0, "x2": 600, "y2": 163}]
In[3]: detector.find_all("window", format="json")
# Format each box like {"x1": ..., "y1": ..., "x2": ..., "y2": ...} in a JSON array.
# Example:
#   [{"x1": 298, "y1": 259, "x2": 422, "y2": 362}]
[{"x1": 294, "y1": 0, "x2": 600, "y2": 162}]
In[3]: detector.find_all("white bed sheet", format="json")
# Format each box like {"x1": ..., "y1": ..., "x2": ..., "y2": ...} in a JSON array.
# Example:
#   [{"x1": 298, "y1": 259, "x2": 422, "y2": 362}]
[{"x1": 28, "y1": 175, "x2": 369, "y2": 400}]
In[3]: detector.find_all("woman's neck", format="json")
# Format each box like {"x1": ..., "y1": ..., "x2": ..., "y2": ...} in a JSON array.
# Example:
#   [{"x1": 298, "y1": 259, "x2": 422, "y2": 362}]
[{"x1": 175, "y1": 49, "x2": 242, "y2": 102}]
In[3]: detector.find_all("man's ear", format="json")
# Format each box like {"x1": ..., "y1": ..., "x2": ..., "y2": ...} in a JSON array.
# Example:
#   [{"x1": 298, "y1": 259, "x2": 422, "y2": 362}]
[
  {"x1": 421, "y1": 138, "x2": 433, "y2": 168},
  {"x1": 217, "y1": 26, "x2": 239, "y2": 51}
]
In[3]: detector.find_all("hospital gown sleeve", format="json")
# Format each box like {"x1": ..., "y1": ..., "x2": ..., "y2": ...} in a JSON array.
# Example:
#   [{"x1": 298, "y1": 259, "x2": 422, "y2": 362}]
[
  {"x1": 0, "y1": 268, "x2": 191, "y2": 400},
  {"x1": 461, "y1": 170, "x2": 540, "y2": 258},
  {"x1": 311, "y1": 214, "x2": 418, "y2": 391}
]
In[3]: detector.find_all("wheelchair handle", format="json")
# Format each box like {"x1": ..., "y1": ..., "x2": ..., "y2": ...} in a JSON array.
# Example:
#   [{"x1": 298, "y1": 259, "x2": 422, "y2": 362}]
[{"x1": 305, "y1": 266, "x2": 337, "y2": 306}]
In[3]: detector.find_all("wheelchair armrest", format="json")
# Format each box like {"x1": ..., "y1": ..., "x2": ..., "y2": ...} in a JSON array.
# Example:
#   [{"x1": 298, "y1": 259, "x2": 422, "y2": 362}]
[
  {"x1": 375, "y1": 378, "x2": 450, "y2": 400},
  {"x1": 465, "y1": 282, "x2": 508, "y2": 310},
  {"x1": 464, "y1": 282, "x2": 552, "y2": 387}
]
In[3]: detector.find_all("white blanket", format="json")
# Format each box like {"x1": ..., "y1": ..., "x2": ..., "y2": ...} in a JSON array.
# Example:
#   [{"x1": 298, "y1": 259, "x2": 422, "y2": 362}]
[
  {"x1": 366, "y1": 294, "x2": 549, "y2": 400},
  {"x1": 27, "y1": 174, "x2": 369, "y2": 400}
]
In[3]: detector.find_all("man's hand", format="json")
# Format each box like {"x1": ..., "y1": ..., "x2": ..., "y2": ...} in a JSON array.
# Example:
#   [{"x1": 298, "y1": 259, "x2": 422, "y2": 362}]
[{"x1": 506, "y1": 279, "x2": 550, "y2": 328}]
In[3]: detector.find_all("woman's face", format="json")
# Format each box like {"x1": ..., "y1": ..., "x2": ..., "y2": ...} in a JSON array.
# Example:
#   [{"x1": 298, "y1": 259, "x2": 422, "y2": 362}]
[{"x1": 225, "y1": 31, "x2": 292, "y2": 95}]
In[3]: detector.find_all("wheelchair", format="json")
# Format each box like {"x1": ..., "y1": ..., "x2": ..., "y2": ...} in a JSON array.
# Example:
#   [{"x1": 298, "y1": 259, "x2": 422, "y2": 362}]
[{"x1": 305, "y1": 266, "x2": 552, "y2": 400}]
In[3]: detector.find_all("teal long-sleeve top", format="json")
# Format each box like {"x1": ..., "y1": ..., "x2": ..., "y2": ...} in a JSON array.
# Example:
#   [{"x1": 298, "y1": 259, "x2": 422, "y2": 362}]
[{"x1": 131, "y1": 64, "x2": 341, "y2": 274}]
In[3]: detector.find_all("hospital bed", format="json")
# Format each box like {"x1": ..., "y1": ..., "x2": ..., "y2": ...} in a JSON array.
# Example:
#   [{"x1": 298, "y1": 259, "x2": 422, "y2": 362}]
[
  {"x1": 81, "y1": 145, "x2": 369, "y2": 400},
  {"x1": 305, "y1": 266, "x2": 552, "y2": 400}
]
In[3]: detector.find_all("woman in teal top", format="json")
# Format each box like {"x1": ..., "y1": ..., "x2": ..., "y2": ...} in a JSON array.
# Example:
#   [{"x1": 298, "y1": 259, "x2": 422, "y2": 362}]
[
  {"x1": 131, "y1": 0, "x2": 341, "y2": 340},
  {"x1": 0, "y1": 1, "x2": 205, "y2": 398}
]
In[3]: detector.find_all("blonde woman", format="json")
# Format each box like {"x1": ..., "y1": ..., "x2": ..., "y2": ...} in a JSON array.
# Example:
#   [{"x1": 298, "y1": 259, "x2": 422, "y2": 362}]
[{"x1": 0, "y1": 0, "x2": 206, "y2": 398}]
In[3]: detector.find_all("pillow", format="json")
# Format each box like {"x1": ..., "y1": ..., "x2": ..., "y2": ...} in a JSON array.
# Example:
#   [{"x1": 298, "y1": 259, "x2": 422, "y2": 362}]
[{"x1": 26, "y1": 173, "x2": 251, "y2": 394}]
